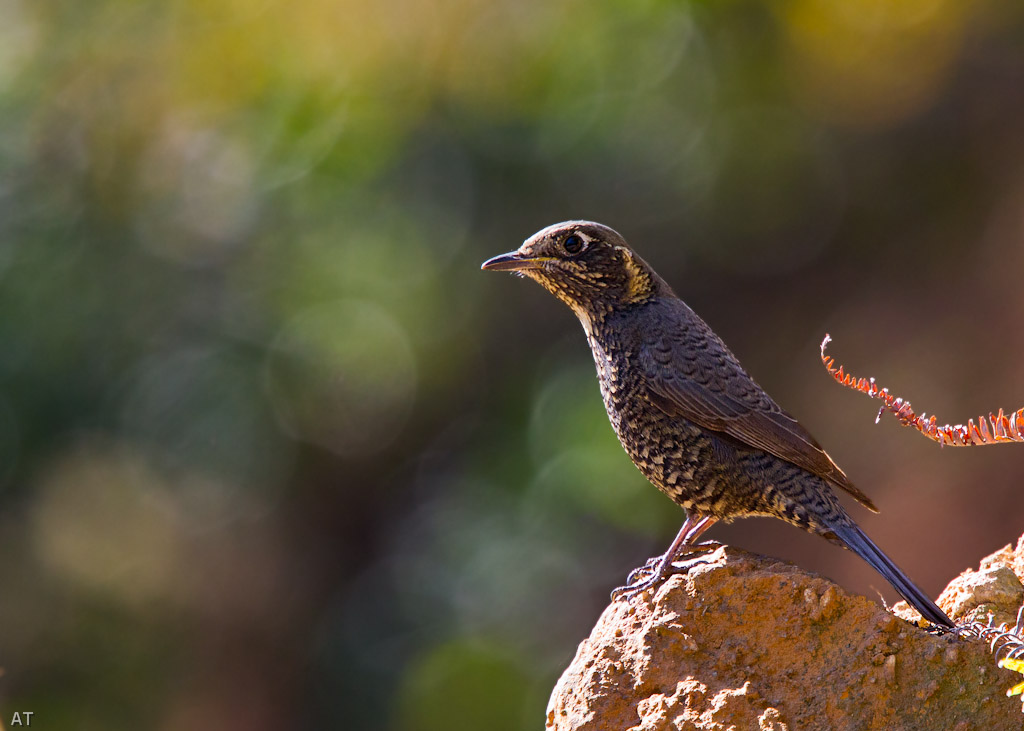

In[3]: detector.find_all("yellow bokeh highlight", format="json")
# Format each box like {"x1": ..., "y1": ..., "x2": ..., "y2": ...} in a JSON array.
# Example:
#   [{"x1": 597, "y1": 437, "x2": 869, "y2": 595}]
[
  {"x1": 999, "y1": 656, "x2": 1024, "y2": 697},
  {"x1": 782, "y1": 0, "x2": 972, "y2": 127},
  {"x1": 31, "y1": 440, "x2": 185, "y2": 607}
]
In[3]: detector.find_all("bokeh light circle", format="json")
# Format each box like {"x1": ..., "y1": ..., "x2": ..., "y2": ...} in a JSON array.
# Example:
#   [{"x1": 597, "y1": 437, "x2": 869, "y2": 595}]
[{"x1": 266, "y1": 299, "x2": 417, "y2": 458}]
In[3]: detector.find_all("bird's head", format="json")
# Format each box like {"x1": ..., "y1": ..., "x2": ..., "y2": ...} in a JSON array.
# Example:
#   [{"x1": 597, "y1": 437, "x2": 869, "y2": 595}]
[{"x1": 481, "y1": 221, "x2": 668, "y2": 321}]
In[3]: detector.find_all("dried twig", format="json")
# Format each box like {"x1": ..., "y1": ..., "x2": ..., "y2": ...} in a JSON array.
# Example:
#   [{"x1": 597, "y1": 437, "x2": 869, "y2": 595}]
[{"x1": 820, "y1": 334, "x2": 1024, "y2": 447}]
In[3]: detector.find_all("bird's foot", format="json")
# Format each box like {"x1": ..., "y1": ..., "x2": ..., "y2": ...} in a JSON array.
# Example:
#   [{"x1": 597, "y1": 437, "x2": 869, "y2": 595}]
[
  {"x1": 611, "y1": 542, "x2": 720, "y2": 602},
  {"x1": 623, "y1": 556, "x2": 661, "y2": 587}
]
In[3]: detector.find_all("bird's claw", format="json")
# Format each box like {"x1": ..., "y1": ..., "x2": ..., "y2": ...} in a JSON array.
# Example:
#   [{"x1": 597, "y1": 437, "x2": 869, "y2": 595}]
[
  {"x1": 610, "y1": 542, "x2": 721, "y2": 602},
  {"x1": 624, "y1": 556, "x2": 661, "y2": 586},
  {"x1": 610, "y1": 572, "x2": 663, "y2": 602}
]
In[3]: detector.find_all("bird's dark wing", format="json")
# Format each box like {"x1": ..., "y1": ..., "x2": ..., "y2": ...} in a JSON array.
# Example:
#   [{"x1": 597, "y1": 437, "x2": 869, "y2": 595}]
[{"x1": 638, "y1": 309, "x2": 878, "y2": 512}]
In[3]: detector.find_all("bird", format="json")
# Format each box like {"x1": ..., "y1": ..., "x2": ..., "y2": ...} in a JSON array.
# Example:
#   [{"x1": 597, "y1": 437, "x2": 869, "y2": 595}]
[{"x1": 482, "y1": 220, "x2": 954, "y2": 630}]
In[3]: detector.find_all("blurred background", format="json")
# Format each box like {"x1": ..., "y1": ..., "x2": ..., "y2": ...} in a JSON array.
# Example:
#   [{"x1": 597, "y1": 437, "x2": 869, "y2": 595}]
[{"x1": 1, "y1": 0, "x2": 1023, "y2": 728}]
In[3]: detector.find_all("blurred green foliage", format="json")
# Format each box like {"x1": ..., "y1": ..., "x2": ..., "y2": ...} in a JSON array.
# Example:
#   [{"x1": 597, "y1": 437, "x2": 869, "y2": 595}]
[{"x1": 1, "y1": 0, "x2": 1024, "y2": 728}]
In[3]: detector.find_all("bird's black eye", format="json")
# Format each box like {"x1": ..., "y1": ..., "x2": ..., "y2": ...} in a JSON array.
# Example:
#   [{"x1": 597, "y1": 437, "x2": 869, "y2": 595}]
[{"x1": 563, "y1": 234, "x2": 586, "y2": 255}]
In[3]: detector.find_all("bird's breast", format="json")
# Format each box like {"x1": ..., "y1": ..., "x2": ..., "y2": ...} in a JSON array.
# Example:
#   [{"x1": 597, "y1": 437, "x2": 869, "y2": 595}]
[
  {"x1": 584, "y1": 323, "x2": 722, "y2": 508},
  {"x1": 584, "y1": 333, "x2": 631, "y2": 425}
]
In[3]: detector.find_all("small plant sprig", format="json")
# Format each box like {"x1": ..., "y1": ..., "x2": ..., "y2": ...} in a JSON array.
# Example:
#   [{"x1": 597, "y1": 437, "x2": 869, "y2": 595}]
[
  {"x1": 820, "y1": 335, "x2": 1024, "y2": 447},
  {"x1": 959, "y1": 607, "x2": 1024, "y2": 709}
]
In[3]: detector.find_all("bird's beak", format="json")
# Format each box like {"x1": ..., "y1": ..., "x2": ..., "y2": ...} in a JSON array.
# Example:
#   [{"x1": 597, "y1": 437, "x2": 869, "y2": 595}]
[{"x1": 480, "y1": 251, "x2": 553, "y2": 272}]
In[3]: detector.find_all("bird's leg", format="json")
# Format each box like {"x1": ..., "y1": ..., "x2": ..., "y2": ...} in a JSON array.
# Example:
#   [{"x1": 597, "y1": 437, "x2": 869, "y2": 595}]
[
  {"x1": 611, "y1": 514, "x2": 718, "y2": 601},
  {"x1": 622, "y1": 514, "x2": 718, "y2": 585}
]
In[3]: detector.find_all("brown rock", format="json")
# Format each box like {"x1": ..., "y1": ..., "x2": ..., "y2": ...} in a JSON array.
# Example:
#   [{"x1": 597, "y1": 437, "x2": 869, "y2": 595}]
[
  {"x1": 896, "y1": 540, "x2": 1024, "y2": 629},
  {"x1": 546, "y1": 545, "x2": 1022, "y2": 730}
]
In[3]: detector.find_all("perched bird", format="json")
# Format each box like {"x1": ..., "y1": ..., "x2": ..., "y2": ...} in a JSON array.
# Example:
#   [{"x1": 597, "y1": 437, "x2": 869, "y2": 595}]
[{"x1": 482, "y1": 221, "x2": 953, "y2": 629}]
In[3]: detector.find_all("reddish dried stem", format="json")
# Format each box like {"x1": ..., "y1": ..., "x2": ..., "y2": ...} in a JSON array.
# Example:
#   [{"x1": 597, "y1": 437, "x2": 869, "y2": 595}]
[{"x1": 820, "y1": 334, "x2": 1024, "y2": 447}]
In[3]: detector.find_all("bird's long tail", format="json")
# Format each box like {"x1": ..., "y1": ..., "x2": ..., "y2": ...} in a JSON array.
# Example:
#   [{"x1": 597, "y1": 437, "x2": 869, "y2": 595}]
[{"x1": 828, "y1": 519, "x2": 954, "y2": 629}]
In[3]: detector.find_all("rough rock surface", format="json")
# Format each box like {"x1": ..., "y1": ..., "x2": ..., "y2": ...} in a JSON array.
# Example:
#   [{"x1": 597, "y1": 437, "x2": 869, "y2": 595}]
[
  {"x1": 547, "y1": 542, "x2": 1024, "y2": 731},
  {"x1": 894, "y1": 534, "x2": 1024, "y2": 629}
]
